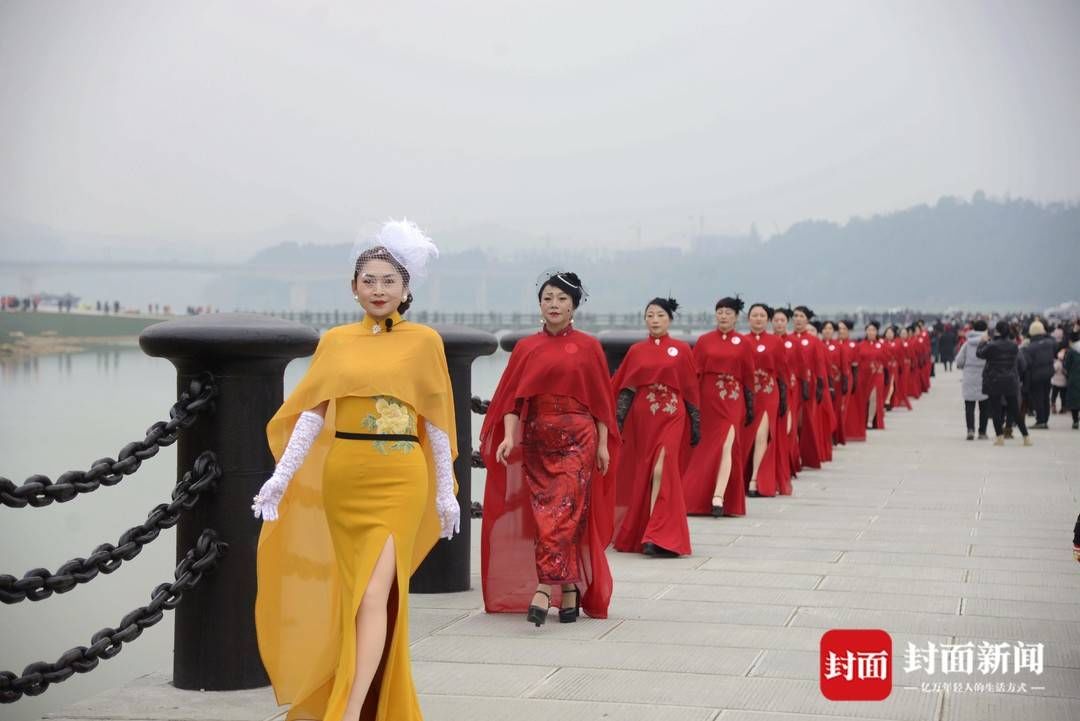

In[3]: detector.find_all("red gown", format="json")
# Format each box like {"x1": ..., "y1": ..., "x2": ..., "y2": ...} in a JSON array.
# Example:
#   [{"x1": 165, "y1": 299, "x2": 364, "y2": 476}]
[
  {"x1": 855, "y1": 339, "x2": 888, "y2": 430},
  {"x1": 903, "y1": 340, "x2": 919, "y2": 400},
  {"x1": 825, "y1": 339, "x2": 847, "y2": 445},
  {"x1": 843, "y1": 339, "x2": 866, "y2": 441},
  {"x1": 895, "y1": 340, "x2": 913, "y2": 409},
  {"x1": 682, "y1": 329, "x2": 755, "y2": 516},
  {"x1": 479, "y1": 326, "x2": 620, "y2": 618},
  {"x1": 779, "y1": 334, "x2": 804, "y2": 475},
  {"x1": 741, "y1": 331, "x2": 791, "y2": 496},
  {"x1": 884, "y1": 340, "x2": 910, "y2": 410},
  {"x1": 610, "y1": 334, "x2": 698, "y2": 555},
  {"x1": 793, "y1": 331, "x2": 829, "y2": 469}
]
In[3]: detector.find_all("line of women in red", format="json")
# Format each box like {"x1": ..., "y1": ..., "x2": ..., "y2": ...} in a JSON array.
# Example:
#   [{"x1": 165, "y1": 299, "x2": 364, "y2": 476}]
[{"x1": 480, "y1": 274, "x2": 932, "y2": 627}]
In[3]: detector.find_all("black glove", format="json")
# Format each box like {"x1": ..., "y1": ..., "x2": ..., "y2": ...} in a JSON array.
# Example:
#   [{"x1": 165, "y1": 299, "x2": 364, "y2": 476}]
[
  {"x1": 778, "y1": 378, "x2": 788, "y2": 418},
  {"x1": 851, "y1": 366, "x2": 858, "y2": 394},
  {"x1": 743, "y1": 386, "x2": 755, "y2": 427},
  {"x1": 615, "y1": 388, "x2": 635, "y2": 432},
  {"x1": 686, "y1": 401, "x2": 701, "y2": 446},
  {"x1": 801, "y1": 379, "x2": 810, "y2": 402},
  {"x1": 815, "y1": 378, "x2": 824, "y2": 404},
  {"x1": 841, "y1": 375, "x2": 848, "y2": 395}
]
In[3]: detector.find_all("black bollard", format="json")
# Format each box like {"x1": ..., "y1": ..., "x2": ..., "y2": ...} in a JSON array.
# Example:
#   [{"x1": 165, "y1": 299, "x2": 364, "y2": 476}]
[
  {"x1": 410, "y1": 325, "x2": 498, "y2": 593},
  {"x1": 140, "y1": 314, "x2": 318, "y2": 691}
]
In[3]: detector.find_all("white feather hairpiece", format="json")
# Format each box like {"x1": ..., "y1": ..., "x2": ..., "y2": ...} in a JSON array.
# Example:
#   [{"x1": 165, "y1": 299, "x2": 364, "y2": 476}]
[{"x1": 351, "y1": 219, "x2": 439, "y2": 288}]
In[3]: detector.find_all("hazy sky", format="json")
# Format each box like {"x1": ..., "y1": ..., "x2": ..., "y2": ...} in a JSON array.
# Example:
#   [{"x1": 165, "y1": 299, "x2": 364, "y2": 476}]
[{"x1": 2, "y1": 0, "x2": 1078, "y2": 258}]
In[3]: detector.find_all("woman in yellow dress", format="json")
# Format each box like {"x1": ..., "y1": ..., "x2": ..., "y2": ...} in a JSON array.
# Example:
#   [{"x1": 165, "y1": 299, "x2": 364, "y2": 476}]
[{"x1": 252, "y1": 220, "x2": 460, "y2": 721}]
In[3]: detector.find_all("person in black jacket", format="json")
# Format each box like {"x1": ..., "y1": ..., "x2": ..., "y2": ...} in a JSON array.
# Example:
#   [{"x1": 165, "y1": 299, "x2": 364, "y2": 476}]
[
  {"x1": 939, "y1": 323, "x2": 958, "y2": 372},
  {"x1": 976, "y1": 321, "x2": 1031, "y2": 446},
  {"x1": 1023, "y1": 320, "x2": 1056, "y2": 428}
]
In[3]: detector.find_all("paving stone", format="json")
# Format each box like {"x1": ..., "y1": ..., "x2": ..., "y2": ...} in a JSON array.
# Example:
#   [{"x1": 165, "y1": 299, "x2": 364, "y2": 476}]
[
  {"x1": 790, "y1": 607, "x2": 1080, "y2": 644},
  {"x1": 663, "y1": 583, "x2": 960, "y2": 614},
  {"x1": 529, "y1": 667, "x2": 940, "y2": 720},
  {"x1": 412, "y1": 634, "x2": 759, "y2": 676},
  {"x1": 412, "y1": 660, "x2": 555, "y2": 697},
  {"x1": 819, "y1": 575, "x2": 1080, "y2": 605},
  {"x1": 942, "y1": 691, "x2": 1080, "y2": 721},
  {"x1": 418, "y1": 695, "x2": 719, "y2": 721},
  {"x1": 962, "y1": 597, "x2": 1080, "y2": 623},
  {"x1": 699, "y1": 558, "x2": 966, "y2": 582}
]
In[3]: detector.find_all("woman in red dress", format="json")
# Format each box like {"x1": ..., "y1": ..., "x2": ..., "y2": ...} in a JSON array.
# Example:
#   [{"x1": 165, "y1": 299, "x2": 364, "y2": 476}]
[
  {"x1": 883, "y1": 326, "x2": 911, "y2": 411},
  {"x1": 611, "y1": 297, "x2": 699, "y2": 557},
  {"x1": 821, "y1": 320, "x2": 848, "y2": 446},
  {"x1": 901, "y1": 326, "x2": 920, "y2": 401},
  {"x1": 683, "y1": 296, "x2": 755, "y2": 517},
  {"x1": 772, "y1": 307, "x2": 804, "y2": 476},
  {"x1": 791, "y1": 306, "x2": 829, "y2": 468},
  {"x1": 480, "y1": 270, "x2": 619, "y2": 627},
  {"x1": 841, "y1": 320, "x2": 866, "y2": 441},
  {"x1": 742, "y1": 302, "x2": 790, "y2": 497},
  {"x1": 855, "y1": 321, "x2": 888, "y2": 430}
]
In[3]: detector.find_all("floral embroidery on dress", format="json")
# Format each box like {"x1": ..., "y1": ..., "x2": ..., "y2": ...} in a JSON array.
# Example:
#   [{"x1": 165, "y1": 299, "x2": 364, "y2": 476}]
[
  {"x1": 753, "y1": 368, "x2": 775, "y2": 394},
  {"x1": 360, "y1": 396, "x2": 418, "y2": 454},
  {"x1": 716, "y1": 373, "x2": 741, "y2": 401},
  {"x1": 645, "y1": 383, "x2": 679, "y2": 415}
]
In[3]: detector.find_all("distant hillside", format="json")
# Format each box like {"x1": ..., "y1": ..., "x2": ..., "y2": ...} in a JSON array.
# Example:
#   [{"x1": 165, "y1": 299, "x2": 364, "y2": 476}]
[{"x1": 204, "y1": 193, "x2": 1077, "y2": 312}]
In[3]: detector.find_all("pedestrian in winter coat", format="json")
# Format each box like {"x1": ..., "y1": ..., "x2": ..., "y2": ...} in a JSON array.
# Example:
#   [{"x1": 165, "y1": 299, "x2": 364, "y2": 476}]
[
  {"x1": 1063, "y1": 332, "x2": 1080, "y2": 430},
  {"x1": 976, "y1": 321, "x2": 1031, "y2": 445},
  {"x1": 939, "y1": 325, "x2": 958, "y2": 371},
  {"x1": 955, "y1": 321, "x2": 989, "y2": 440},
  {"x1": 1022, "y1": 321, "x2": 1056, "y2": 428}
]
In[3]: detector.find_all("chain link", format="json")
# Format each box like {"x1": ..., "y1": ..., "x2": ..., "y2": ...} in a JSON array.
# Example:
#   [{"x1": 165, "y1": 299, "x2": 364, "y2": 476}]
[
  {"x1": 0, "y1": 373, "x2": 216, "y2": 509},
  {"x1": 470, "y1": 450, "x2": 485, "y2": 469},
  {"x1": 0, "y1": 452, "x2": 221, "y2": 604},
  {"x1": 470, "y1": 396, "x2": 490, "y2": 415},
  {"x1": 0, "y1": 529, "x2": 227, "y2": 703}
]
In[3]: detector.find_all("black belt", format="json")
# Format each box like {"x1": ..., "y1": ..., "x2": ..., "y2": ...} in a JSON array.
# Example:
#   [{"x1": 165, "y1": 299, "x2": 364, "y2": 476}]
[{"x1": 335, "y1": 431, "x2": 419, "y2": 442}]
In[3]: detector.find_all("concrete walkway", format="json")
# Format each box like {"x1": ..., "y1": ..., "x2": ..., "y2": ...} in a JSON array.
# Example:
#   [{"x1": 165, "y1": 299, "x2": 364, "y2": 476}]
[{"x1": 45, "y1": 372, "x2": 1080, "y2": 721}]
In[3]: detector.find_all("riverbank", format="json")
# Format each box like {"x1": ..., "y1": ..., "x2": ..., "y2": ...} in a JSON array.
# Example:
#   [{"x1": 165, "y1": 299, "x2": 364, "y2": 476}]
[{"x1": 0, "y1": 311, "x2": 163, "y2": 359}]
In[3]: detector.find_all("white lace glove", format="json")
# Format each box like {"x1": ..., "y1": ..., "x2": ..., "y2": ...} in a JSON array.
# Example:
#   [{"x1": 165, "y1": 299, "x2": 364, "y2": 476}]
[
  {"x1": 252, "y1": 410, "x2": 324, "y2": 521},
  {"x1": 425, "y1": 420, "x2": 459, "y2": 540}
]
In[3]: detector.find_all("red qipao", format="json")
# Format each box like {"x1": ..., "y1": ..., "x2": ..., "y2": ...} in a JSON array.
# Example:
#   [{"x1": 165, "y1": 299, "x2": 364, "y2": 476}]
[
  {"x1": 903, "y1": 340, "x2": 920, "y2": 400},
  {"x1": 892, "y1": 340, "x2": 913, "y2": 409},
  {"x1": 610, "y1": 335, "x2": 698, "y2": 555},
  {"x1": 779, "y1": 335, "x2": 804, "y2": 475},
  {"x1": 824, "y1": 339, "x2": 847, "y2": 445},
  {"x1": 741, "y1": 331, "x2": 792, "y2": 496},
  {"x1": 855, "y1": 339, "x2": 888, "y2": 430},
  {"x1": 793, "y1": 332, "x2": 829, "y2": 469},
  {"x1": 479, "y1": 327, "x2": 620, "y2": 619},
  {"x1": 682, "y1": 330, "x2": 755, "y2": 516},
  {"x1": 843, "y1": 339, "x2": 866, "y2": 441}
]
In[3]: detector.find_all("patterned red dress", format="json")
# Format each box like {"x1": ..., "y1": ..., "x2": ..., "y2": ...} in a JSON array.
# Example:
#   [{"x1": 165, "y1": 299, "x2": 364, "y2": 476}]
[
  {"x1": 741, "y1": 330, "x2": 791, "y2": 496},
  {"x1": 610, "y1": 334, "x2": 699, "y2": 555},
  {"x1": 843, "y1": 339, "x2": 866, "y2": 441},
  {"x1": 855, "y1": 339, "x2": 888, "y2": 430},
  {"x1": 480, "y1": 326, "x2": 620, "y2": 618},
  {"x1": 793, "y1": 331, "x2": 829, "y2": 468},
  {"x1": 682, "y1": 329, "x2": 755, "y2": 516},
  {"x1": 778, "y1": 334, "x2": 805, "y2": 475},
  {"x1": 824, "y1": 338, "x2": 847, "y2": 445}
]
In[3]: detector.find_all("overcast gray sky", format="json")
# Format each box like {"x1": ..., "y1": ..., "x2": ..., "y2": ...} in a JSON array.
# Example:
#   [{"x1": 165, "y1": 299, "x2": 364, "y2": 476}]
[{"x1": 2, "y1": 0, "x2": 1078, "y2": 259}]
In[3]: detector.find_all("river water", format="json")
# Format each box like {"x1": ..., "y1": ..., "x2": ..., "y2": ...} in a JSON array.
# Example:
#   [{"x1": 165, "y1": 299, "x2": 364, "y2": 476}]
[{"x1": 0, "y1": 344, "x2": 511, "y2": 721}]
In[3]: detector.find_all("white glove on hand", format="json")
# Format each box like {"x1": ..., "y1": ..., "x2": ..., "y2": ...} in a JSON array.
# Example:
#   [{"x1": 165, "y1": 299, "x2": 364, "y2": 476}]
[
  {"x1": 252, "y1": 410, "x2": 324, "y2": 521},
  {"x1": 425, "y1": 420, "x2": 459, "y2": 540}
]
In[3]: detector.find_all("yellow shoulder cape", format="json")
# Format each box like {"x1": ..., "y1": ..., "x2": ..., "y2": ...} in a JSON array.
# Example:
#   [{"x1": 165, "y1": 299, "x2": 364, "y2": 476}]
[{"x1": 254, "y1": 314, "x2": 457, "y2": 715}]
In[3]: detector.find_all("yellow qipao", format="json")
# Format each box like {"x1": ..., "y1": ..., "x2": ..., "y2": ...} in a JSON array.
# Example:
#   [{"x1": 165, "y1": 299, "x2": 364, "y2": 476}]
[{"x1": 256, "y1": 312, "x2": 457, "y2": 721}]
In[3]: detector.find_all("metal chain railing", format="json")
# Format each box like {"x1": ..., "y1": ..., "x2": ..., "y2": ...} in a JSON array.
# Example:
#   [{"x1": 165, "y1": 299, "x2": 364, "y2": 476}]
[
  {"x1": 0, "y1": 452, "x2": 221, "y2": 604},
  {"x1": 0, "y1": 373, "x2": 216, "y2": 509},
  {"x1": 0, "y1": 529, "x2": 227, "y2": 703},
  {"x1": 470, "y1": 396, "x2": 489, "y2": 415}
]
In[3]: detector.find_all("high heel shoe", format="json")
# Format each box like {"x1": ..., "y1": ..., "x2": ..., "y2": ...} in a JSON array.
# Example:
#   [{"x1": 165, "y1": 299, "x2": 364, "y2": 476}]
[
  {"x1": 711, "y1": 496, "x2": 724, "y2": 517},
  {"x1": 559, "y1": 585, "x2": 580, "y2": 623},
  {"x1": 526, "y1": 590, "x2": 550, "y2": 627}
]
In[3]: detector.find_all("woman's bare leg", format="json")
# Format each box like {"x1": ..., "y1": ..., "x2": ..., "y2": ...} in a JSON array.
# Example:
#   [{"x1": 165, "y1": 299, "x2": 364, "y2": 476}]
[
  {"x1": 649, "y1": 447, "x2": 666, "y2": 512},
  {"x1": 867, "y1": 388, "x2": 878, "y2": 427},
  {"x1": 342, "y1": 536, "x2": 398, "y2": 720},
  {"x1": 749, "y1": 413, "x2": 770, "y2": 492},
  {"x1": 711, "y1": 427, "x2": 737, "y2": 502}
]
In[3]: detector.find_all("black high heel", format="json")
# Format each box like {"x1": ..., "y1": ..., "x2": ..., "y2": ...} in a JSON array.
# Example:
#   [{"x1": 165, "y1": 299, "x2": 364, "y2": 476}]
[
  {"x1": 559, "y1": 585, "x2": 580, "y2": 623},
  {"x1": 526, "y1": 590, "x2": 550, "y2": 627},
  {"x1": 711, "y1": 496, "x2": 724, "y2": 518}
]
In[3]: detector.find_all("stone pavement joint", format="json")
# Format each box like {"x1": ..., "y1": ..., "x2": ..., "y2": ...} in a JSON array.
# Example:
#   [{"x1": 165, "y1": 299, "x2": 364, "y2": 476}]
[{"x1": 44, "y1": 374, "x2": 1080, "y2": 720}]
